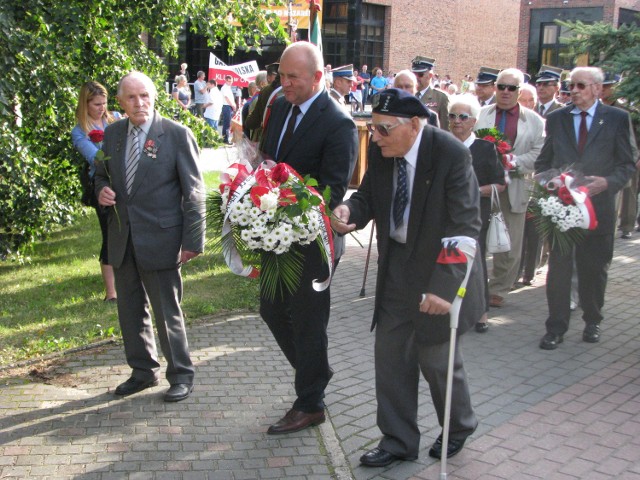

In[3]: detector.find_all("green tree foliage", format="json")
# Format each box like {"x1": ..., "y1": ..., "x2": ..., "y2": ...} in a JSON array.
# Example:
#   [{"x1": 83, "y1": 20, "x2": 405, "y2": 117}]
[
  {"x1": 0, "y1": 0, "x2": 287, "y2": 256},
  {"x1": 558, "y1": 17, "x2": 640, "y2": 111}
]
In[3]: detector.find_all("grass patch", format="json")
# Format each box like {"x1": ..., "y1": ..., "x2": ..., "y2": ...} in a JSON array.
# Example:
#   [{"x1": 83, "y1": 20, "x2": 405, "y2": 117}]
[{"x1": 0, "y1": 170, "x2": 260, "y2": 366}]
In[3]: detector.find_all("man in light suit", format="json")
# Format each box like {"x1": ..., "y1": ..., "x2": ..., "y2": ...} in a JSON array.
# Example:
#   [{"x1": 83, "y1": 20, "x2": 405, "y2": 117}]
[
  {"x1": 536, "y1": 66, "x2": 635, "y2": 350},
  {"x1": 333, "y1": 88, "x2": 483, "y2": 466},
  {"x1": 412, "y1": 56, "x2": 450, "y2": 130},
  {"x1": 95, "y1": 71, "x2": 205, "y2": 402},
  {"x1": 475, "y1": 68, "x2": 545, "y2": 307},
  {"x1": 259, "y1": 41, "x2": 358, "y2": 435}
]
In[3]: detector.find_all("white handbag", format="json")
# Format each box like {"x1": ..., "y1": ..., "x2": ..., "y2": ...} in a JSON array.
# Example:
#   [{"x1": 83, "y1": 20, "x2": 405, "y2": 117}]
[{"x1": 487, "y1": 184, "x2": 511, "y2": 253}]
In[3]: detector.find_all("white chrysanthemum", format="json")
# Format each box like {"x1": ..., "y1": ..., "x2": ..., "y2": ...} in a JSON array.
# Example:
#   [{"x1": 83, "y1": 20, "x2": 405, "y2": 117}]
[{"x1": 258, "y1": 190, "x2": 279, "y2": 212}]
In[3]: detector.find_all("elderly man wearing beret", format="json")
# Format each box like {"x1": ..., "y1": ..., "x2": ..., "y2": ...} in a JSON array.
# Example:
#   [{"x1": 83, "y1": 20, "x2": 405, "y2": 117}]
[{"x1": 332, "y1": 88, "x2": 483, "y2": 466}]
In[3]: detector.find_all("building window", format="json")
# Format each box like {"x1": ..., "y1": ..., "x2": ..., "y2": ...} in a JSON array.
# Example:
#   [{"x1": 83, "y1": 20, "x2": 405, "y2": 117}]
[
  {"x1": 539, "y1": 23, "x2": 572, "y2": 70},
  {"x1": 323, "y1": 0, "x2": 385, "y2": 70}
]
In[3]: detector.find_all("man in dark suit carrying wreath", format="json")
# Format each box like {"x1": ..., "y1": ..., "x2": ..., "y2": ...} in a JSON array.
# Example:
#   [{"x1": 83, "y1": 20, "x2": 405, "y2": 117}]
[{"x1": 259, "y1": 41, "x2": 358, "y2": 435}]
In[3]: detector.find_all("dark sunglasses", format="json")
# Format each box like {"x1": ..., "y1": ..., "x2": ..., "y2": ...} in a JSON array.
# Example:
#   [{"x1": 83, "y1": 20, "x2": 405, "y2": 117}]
[
  {"x1": 497, "y1": 84, "x2": 519, "y2": 92},
  {"x1": 366, "y1": 121, "x2": 404, "y2": 137},
  {"x1": 568, "y1": 82, "x2": 593, "y2": 91},
  {"x1": 448, "y1": 113, "x2": 472, "y2": 121},
  {"x1": 415, "y1": 72, "x2": 426, "y2": 78}
]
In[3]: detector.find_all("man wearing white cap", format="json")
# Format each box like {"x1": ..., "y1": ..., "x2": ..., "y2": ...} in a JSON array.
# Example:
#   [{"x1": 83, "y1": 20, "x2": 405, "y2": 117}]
[
  {"x1": 330, "y1": 64, "x2": 357, "y2": 109},
  {"x1": 411, "y1": 56, "x2": 450, "y2": 130},
  {"x1": 535, "y1": 65, "x2": 564, "y2": 117},
  {"x1": 475, "y1": 66, "x2": 500, "y2": 107}
]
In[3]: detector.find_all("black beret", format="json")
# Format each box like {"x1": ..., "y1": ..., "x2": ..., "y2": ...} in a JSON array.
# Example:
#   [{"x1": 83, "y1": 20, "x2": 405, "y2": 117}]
[{"x1": 371, "y1": 88, "x2": 430, "y2": 118}]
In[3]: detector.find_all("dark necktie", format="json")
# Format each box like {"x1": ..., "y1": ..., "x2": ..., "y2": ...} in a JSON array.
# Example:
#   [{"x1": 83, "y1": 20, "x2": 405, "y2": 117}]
[
  {"x1": 393, "y1": 157, "x2": 408, "y2": 229},
  {"x1": 125, "y1": 125, "x2": 141, "y2": 194},
  {"x1": 497, "y1": 109, "x2": 507, "y2": 134},
  {"x1": 539, "y1": 104, "x2": 545, "y2": 116},
  {"x1": 578, "y1": 111, "x2": 588, "y2": 154},
  {"x1": 278, "y1": 105, "x2": 301, "y2": 158}
]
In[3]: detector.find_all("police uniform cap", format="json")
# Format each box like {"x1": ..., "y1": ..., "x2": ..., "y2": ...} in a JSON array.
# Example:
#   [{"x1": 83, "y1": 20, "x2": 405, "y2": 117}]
[
  {"x1": 536, "y1": 65, "x2": 562, "y2": 83},
  {"x1": 266, "y1": 63, "x2": 279, "y2": 75},
  {"x1": 331, "y1": 64, "x2": 357, "y2": 81},
  {"x1": 371, "y1": 88, "x2": 430, "y2": 118},
  {"x1": 602, "y1": 72, "x2": 622, "y2": 85},
  {"x1": 411, "y1": 56, "x2": 436, "y2": 73},
  {"x1": 560, "y1": 80, "x2": 570, "y2": 93},
  {"x1": 475, "y1": 67, "x2": 500, "y2": 84}
]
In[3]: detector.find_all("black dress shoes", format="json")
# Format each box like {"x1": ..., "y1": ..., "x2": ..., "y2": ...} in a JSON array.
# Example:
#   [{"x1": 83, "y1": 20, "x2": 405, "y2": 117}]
[
  {"x1": 539, "y1": 332, "x2": 563, "y2": 350},
  {"x1": 360, "y1": 447, "x2": 410, "y2": 467},
  {"x1": 114, "y1": 377, "x2": 159, "y2": 396},
  {"x1": 164, "y1": 383, "x2": 194, "y2": 402},
  {"x1": 267, "y1": 409, "x2": 325, "y2": 434},
  {"x1": 475, "y1": 322, "x2": 489, "y2": 333},
  {"x1": 428, "y1": 434, "x2": 467, "y2": 459},
  {"x1": 583, "y1": 324, "x2": 601, "y2": 343}
]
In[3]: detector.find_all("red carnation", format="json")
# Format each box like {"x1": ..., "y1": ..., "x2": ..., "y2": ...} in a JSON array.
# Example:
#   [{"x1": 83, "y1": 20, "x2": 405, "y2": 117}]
[
  {"x1": 497, "y1": 141, "x2": 511, "y2": 154},
  {"x1": 88, "y1": 129, "x2": 104, "y2": 143},
  {"x1": 271, "y1": 163, "x2": 290, "y2": 184}
]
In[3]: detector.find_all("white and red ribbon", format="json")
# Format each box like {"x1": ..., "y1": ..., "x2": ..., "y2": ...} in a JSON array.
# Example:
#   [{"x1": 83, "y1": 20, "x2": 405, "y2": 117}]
[{"x1": 546, "y1": 173, "x2": 598, "y2": 230}]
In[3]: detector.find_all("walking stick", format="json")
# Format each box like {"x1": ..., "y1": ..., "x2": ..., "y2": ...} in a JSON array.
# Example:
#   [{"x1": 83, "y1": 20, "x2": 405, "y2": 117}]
[
  {"x1": 437, "y1": 237, "x2": 477, "y2": 480},
  {"x1": 359, "y1": 220, "x2": 376, "y2": 297}
]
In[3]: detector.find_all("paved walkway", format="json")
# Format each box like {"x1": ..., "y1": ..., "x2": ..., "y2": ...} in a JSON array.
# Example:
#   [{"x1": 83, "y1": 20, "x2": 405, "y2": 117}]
[{"x1": 2, "y1": 159, "x2": 640, "y2": 478}]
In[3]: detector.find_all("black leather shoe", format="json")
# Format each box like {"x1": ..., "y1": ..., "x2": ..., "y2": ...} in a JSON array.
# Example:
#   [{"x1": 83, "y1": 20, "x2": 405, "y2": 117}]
[
  {"x1": 360, "y1": 447, "x2": 405, "y2": 467},
  {"x1": 621, "y1": 231, "x2": 632, "y2": 239},
  {"x1": 114, "y1": 377, "x2": 159, "y2": 396},
  {"x1": 539, "y1": 332, "x2": 563, "y2": 350},
  {"x1": 475, "y1": 322, "x2": 489, "y2": 333},
  {"x1": 583, "y1": 324, "x2": 600, "y2": 343},
  {"x1": 267, "y1": 409, "x2": 325, "y2": 434},
  {"x1": 428, "y1": 434, "x2": 466, "y2": 459},
  {"x1": 164, "y1": 383, "x2": 194, "y2": 402}
]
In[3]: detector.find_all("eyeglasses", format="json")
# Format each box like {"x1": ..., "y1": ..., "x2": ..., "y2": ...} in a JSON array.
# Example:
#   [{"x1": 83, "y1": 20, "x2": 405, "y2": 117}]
[
  {"x1": 366, "y1": 121, "x2": 405, "y2": 137},
  {"x1": 497, "y1": 84, "x2": 519, "y2": 92},
  {"x1": 448, "y1": 113, "x2": 472, "y2": 121},
  {"x1": 569, "y1": 82, "x2": 594, "y2": 91},
  {"x1": 415, "y1": 72, "x2": 426, "y2": 78}
]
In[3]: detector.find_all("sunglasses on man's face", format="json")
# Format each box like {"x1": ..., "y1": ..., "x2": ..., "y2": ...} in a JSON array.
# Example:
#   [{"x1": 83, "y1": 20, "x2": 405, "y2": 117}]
[
  {"x1": 448, "y1": 113, "x2": 472, "y2": 121},
  {"x1": 496, "y1": 84, "x2": 519, "y2": 92},
  {"x1": 366, "y1": 121, "x2": 405, "y2": 137},
  {"x1": 569, "y1": 82, "x2": 593, "y2": 91}
]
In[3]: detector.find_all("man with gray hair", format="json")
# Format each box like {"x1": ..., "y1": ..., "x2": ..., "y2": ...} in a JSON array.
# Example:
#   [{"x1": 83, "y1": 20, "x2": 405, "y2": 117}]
[
  {"x1": 474, "y1": 68, "x2": 545, "y2": 308},
  {"x1": 95, "y1": 71, "x2": 205, "y2": 402},
  {"x1": 535, "y1": 66, "x2": 635, "y2": 349}
]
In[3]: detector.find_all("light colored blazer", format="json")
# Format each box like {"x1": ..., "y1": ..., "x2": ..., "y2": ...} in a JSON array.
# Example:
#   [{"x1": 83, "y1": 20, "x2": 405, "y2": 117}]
[
  {"x1": 475, "y1": 105, "x2": 545, "y2": 213},
  {"x1": 94, "y1": 112, "x2": 206, "y2": 270}
]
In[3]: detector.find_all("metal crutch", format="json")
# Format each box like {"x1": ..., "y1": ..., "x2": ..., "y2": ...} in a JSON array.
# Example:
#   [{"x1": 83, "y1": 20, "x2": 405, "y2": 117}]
[
  {"x1": 438, "y1": 237, "x2": 477, "y2": 480},
  {"x1": 359, "y1": 220, "x2": 376, "y2": 297}
]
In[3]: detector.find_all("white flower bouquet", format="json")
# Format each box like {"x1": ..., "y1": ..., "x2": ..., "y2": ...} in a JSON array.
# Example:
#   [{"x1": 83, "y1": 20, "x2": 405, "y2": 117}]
[
  {"x1": 207, "y1": 160, "x2": 335, "y2": 301},
  {"x1": 529, "y1": 168, "x2": 598, "y2": 254}
]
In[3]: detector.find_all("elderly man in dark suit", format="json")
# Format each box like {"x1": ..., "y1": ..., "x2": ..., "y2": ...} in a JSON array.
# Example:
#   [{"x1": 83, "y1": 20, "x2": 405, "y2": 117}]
[
  {"x1": 332, "y1": 88, "x2": 483, "y2": 466},
  {"x1": 259, "y1": 41, "x2": 358, "y2": 435},
  {"x1": 535, "y1": 66, "x2": 635, "y2": 350},
  {"x1": 95, "y1": 71, "x2": 205, "y2": 402}
]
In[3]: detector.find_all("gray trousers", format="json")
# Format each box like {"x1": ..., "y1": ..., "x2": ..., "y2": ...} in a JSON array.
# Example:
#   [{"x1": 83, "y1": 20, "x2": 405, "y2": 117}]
[
  {"x1": 375, "y1": 241, "x2": 477, "y2": 458},
  {"x1": 114, "y1": 237, "x2": 194, "y2": 385}
]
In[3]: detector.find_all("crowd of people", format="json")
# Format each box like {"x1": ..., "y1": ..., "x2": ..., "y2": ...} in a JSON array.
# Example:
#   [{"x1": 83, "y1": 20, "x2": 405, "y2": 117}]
[{"x1": 70, "y1": 43, "x2": 638, "y2": 469}]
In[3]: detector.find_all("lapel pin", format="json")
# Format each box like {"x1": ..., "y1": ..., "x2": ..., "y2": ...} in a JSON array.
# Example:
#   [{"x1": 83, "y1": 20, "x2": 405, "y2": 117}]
[{"x1": 599, "y1": 119, "x2": 604, "y2": 125}]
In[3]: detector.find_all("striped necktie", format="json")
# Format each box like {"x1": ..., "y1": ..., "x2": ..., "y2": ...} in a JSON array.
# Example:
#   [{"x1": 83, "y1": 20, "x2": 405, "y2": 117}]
[
  {"x1": 125, "y1": 126, "x2": 141, "y2": 194},
  {"x1": 393, "y1": 157, "x2": 408, "y2": 229}
]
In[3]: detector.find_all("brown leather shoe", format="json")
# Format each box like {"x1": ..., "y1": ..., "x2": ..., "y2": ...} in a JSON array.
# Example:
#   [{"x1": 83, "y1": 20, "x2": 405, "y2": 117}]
[
  {"x1": 489, "y1": 294, "x2": 504, "y2": 307},
  {"x1": 267, "y1": 409, "x2": 325, "y2": 435}
]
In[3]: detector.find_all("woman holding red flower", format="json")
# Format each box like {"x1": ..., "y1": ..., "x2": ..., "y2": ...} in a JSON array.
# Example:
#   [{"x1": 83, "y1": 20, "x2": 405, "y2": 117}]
[
  {"x1": 71, "y1": 81, "x2": 121, "y2": 302},
  {"x1": 449, "y1": 94, "x2": 506, "y2": 332}
]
